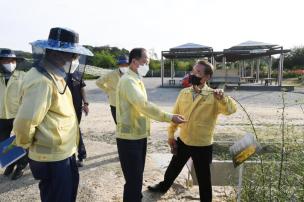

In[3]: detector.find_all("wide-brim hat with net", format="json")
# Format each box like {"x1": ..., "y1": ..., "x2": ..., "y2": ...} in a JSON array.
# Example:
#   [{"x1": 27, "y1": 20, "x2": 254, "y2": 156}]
[
  {"x1": 0, "y1": 48, "x2": 25, "y2": 61},
  {"x1": 30, "y1": 27, "x2": 93, "y2": 56}
]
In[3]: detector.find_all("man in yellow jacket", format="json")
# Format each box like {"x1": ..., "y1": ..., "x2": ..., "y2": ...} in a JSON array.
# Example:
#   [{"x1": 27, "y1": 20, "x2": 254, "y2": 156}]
[
  {"x1": 0, "y1": 48, "x2": 28, "y2": 180},
  {"x1": 96, "y1": 55, "x2": 129, "y2": 124},
  {"x1": 148, "y1": 60, "x2": 237, "y2": 202},
  {"x1": 13, "y1": 27, "x2": 93, "y2": 202},
  {"x1": 116, "y1": 48, "x2": 186, "y2": 202}
]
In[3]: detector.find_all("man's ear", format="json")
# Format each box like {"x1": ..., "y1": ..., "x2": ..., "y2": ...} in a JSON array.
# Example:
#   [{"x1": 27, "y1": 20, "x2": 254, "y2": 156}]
[{"x1": 131, "y1": 59, "x2": 137, "y2": 65}]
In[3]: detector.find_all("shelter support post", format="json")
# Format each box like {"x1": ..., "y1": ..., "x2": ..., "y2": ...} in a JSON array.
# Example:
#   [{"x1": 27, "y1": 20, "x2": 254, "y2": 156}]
[
  {"x1": 223, "y1": 56, "x2": 227, "y2": 84},
  {"x1": 251, "y1": 60, "x2": 254, "y2": 77},
  {"x1": 242, "y1": 60, "x2": 245, "y2": 77},
  {"x1": 170, "y1": 60, "x2": 174, "y2": 80},
  {"x1": 278, "y1": 53, "x2": 284, "y2": 86},
  {"x1": 161, "y1": 53, "x2": 164, "y2": 87},
  {"x1": 268, "y1": 56, "x2": 272, "y2": 78},
  {"x1": 256, "y1": 59, "x2": 260, "y2": 82}
]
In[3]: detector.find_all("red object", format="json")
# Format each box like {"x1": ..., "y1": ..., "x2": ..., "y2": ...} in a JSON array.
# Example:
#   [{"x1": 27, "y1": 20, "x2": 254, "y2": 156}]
[
  {"x1": 181, "y1": 74, "x2": 192, "y2": 88},
  {"x1": 289, "y1": 69, "x2": 304, "y2": 75}
]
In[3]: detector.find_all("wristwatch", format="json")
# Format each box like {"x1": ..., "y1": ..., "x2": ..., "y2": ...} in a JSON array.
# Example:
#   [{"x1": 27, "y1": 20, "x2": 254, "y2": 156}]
[{"x1": 84, "y1": 102, "x2": 89, "y2": 106}]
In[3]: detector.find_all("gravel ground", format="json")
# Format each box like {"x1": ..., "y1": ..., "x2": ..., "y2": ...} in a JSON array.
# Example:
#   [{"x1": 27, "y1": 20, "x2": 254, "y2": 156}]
[{"x1": 0, "y1": 78, "x2": 303, "y2": 201}]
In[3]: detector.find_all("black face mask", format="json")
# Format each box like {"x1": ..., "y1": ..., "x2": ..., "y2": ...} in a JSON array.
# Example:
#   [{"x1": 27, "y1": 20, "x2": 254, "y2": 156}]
[{"x1": 189, "y1": 74, "x2": 202, "y2": 86}]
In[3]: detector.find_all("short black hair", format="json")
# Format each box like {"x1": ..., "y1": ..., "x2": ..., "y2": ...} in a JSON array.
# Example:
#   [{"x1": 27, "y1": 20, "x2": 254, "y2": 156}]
[{"x1": 129, "y1": 48, "x2": 145, "y2": 65}]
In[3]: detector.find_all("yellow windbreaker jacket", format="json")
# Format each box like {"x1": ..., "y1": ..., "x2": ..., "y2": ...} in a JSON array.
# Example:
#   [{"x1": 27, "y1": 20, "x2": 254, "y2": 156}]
[
  {"x1": 168, "y1": 86, "x2": 237, "y2": 146},
  {"x1": 116, "y1": 70, "x2": 172, "y2": 140},
  {"x1": 13, "y1": 63, "x2": 79, "y2": 162},
  {"x1": 0, "y1": 70, "x2": 25, "y2": 119},
  {"x1": 96, "y1": 69, "x2": 120, "y2": 107}
]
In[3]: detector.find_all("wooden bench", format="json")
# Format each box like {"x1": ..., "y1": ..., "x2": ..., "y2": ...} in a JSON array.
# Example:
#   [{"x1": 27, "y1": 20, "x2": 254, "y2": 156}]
[
  {"x1": 210, "y1": 69, "x2": 241, "y2": 87},
  {"x1": 209, "y1": 76, "x2": 241, "y2": 87},
  {"x1": 241, "y1": 76, "x2": 256, "y2": 83}
]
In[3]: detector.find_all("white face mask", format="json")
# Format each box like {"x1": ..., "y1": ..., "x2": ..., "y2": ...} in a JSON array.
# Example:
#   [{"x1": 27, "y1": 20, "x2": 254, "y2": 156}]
[
  {"x1": 63, "y1": 59, "x2": 79, "y2": 73},
  {"x1": 2, "y1": 63, "x2": 16, "y2": 73},
  {"x1": 119, "y1": 67, "x2": 129, "y2": 74},
  {"x1": 137, "y1": 64, "x2": 149, "y2": 77}
]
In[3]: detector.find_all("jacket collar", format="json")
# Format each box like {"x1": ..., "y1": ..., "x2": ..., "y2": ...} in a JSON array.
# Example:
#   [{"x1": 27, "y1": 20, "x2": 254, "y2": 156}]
[
  {"x1": 127, "y1": 69, "x2": 141, "y2": 80},
  {"x1": 187, "y1": 84, "x2": 214, "y2": 118},
  {"x1": 189, "y1": 84, "x2": 213, "y2": 96}
]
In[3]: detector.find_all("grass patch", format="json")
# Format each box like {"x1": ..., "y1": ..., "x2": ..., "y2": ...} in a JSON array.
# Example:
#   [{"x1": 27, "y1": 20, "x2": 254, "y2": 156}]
[{"x1": 83, "y1": 73, "x2": 99, "y2": 80}]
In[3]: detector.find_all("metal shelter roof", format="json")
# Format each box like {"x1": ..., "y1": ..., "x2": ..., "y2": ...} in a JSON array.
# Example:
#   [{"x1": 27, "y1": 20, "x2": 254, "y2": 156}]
[
  {"x1": 228, "y1": 40, "x2": 278, "y2": 50},
  {"x1": 215, "y1": 41, "x2": 290, "y2": 62},
  {"x1": 162, "y1": 43, "x2": 214, "y2": 59}
]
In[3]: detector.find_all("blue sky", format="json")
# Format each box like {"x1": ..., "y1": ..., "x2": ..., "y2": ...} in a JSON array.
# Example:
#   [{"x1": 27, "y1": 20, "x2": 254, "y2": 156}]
[{"x1": 1, "y1": 0, "x2": 303, "y2": 57}]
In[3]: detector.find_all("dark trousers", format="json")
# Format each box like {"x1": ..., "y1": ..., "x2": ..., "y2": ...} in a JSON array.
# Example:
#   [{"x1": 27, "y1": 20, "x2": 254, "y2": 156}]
[
  {"x1": 117, "y1": 138, "x2": 147, "y2": 202},
  {"x1": 77, "y1": 129, "x2": 86, "y2": 160},
  {"x1": 162, "y1": 138, "x2": 213, "y2": 202},
  {"x1": 29, "y1": 155, "x2": 79, "y2": 202},
  {"x1": 110, "y1": 105, "x2": 117, "y2": 124},
  {"x1": 75, "y1": 109, "x2": 87, "y2": 161},
  {"x1": 0, "y1": 119, "x2": 28, "y2": 170}
]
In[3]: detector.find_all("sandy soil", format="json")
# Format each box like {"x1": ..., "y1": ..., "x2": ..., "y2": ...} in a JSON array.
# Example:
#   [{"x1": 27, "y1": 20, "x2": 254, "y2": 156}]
[{"x1": 0, "y1": 78, "x2": 303, "y2": 201}]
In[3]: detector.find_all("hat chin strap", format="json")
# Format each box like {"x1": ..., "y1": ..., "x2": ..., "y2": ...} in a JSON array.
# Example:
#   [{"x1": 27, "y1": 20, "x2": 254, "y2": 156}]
[{"x1": 56, "y1": 61, "x2": 70, "y2": 95}]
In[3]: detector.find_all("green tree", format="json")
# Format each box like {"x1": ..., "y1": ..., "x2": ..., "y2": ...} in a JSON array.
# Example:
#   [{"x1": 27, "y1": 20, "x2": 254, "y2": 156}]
[
  {"x1": 15, "y1": 50, "x2": 33, "y2": 71},
  {"x1": 176, "y1": 61, "x2": 192, "y2": 71},
  {"x1": 90, "y1": 51, "x2": 116, "y2": 69},
  {"x1": 149, "y1": 59, "x2": 160, "y2": 70},
  {"x1": 273, "y1": 46, "x2": 304, "y2": 70},
  {"x1": 86, "y1": 46, "x2": 129, "y2": 68}
]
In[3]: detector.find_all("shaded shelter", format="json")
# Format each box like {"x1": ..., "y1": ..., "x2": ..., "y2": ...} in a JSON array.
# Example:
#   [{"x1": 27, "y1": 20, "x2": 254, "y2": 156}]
[
  {"x1": 160, "y1": 43, "x2": 216, "y2": 86},
  {"x1": 215, "y1": 41, "x2": 290, "y2": 86}
]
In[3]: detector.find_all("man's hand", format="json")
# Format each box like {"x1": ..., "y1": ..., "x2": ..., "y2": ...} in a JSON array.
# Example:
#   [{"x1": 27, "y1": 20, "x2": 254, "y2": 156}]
[
  {"x1": 2, "y1": 144, "x2": 15, "y2": 155},
  {"x1": 83, "y1": 104, "x2": 89, "y2": 116},
  {"x1": 171, "y1": 114, "x2": 187, "y2": 124},
  {"x1": 168, "y1": 138, "x2": 177, "y2": 155},
  {"x1": 213, "y1": 89, "x2": 224, "y2": 100}
]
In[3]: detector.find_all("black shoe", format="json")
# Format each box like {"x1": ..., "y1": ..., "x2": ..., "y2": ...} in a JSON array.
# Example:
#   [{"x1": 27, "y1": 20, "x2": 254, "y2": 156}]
[
  {"x1": 148, "y1": 182, "x2": 168, "y2": 193},
  {"x1": 77, "y1": 160, "x2": 84, "y2": 167},
  {"x1": 3, "y1": 165, "x2": 15, "y2": 176},
  {"x1": 11, "y1": 167, "x2": 24, "y2": 180}
]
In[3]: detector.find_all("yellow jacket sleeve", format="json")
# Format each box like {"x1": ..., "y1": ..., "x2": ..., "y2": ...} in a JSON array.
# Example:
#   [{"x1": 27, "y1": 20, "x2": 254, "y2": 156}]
[
  {"x1": 125, "y1": 79, "x2": 172, "y2": 122},
  {"x1": 96, "y1": 73, "x2": 111, "y2": 94},
  {"x1": 13, "y1": 80, "x2": 52, "y2": 149},
  {"x1": 167, "y1": 92, "x2": 182, "y2": 139},
  {"x1": 216, "y1": 96, "x2": 237, "y2": 115}
]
